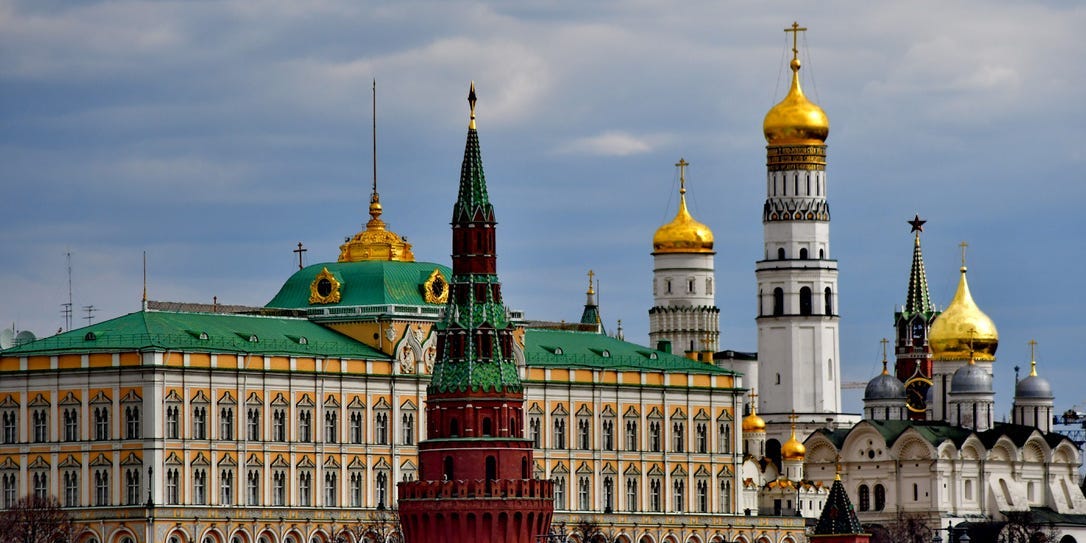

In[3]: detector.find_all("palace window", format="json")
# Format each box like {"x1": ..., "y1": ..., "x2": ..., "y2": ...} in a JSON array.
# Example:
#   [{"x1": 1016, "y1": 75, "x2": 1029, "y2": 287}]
[
  {"x1": 125, "y1": 405, "x2": 140, "y2": 439},
  {"x1": 718, "y1": 422, "x2": 731, "y2": 453},
  {"x1": 577, "y1": 418, "x2": 591, "y2": 450},
  {"x1": 553, "y1": 475, "x2": 566, "y2": 510},
  {"x1": 324, "y1": 472, "x2": 337, "y2": 506},
  {"x1": 220, "y1": 407, "x2": 233, "y2": 440},
  {"x1": 298, "y1": 409, "x2": 312, "y2": 442},
  {"x1": 94, "y1": 407, "x2": 109, "y2": 441},
  {"x1": 696, "y1": 479, "x2": 709, "y2": 513},
  {"x1": 529, "y1": 416, "x2": 542, "y2": 448},
  {"x1": 192, "y1": 406, "x2": 206, "y2": 440},
  {"x1": 402, "y1": 413, "x2": 414, "y2": 445},
  {"x1": 650, "y1": 478, "x2": 662, "y2": 512},
  {"x1": 376, "y1": 471, "x2": 388, "y2": 509},
  {"x1": 602, "y1": 418, "x2": 614, "y2": 451},
  {"x1": 1, "y1": 472, "x2": 15, "y2": 508},
  {"x1": 273, "y1": 409, "x2": 286, "y2": 442},
  {"x1": 220, "y1": 468, "x2": 234, "y2": 505},
  {"x1": 247, "y1": 408, "x2": 260, "y2": 441},
  {"x1": 349, "y1": 472, "x2": 363, "y2": 507},
  {"x1": 166, "y1": 469, "x2": 179, "y2": 505},
  {"x1": 349, "y1": 410, "x2": 364, "y2": 444},
  {"x1": 298, "y1": 471, "x2": 312, "y2": 507},
  {"x1": 554, "y1": 417, "x2": 567, "y2": 449},
  {"x1": 649, "y1": 421, "x2": 661, "y2": 452},
  {"x1": 32, "y1": 471, "x2": 47, "y2": 499},
  {"x1": 247, "y1": 470, "x2": 260, "y2": 506},
  {"x1": 64, "y1": 408, "x2": 79, "y2": 441},
  {"x1": 2, "y1": 410, "x2": 16, "y2": 443},
  {"x1": 858, "y1": 484, "x2": 870, "y2": 511},
  {"x1": 874, "y1": 484, "x2": 886, "y2": 511},
  {"x1": 578, "y1": 476, "x2": 590, "y2": 510},
  {"x1": 33, "y1": 408, "x2": 49, "y2": 442},
  {"x1": 672, "y1": 420, "x2": 685, "y2": 453},
  {"x1": 273, "y1": 471, "x2": 286, "y2": 506},
  {"x1": 696, "y1": 423, "x2": 708, "y2": 453},
  {"x1": 94, "y1": 468, "x2": 111, "y2": 506},
  {"x1": 325, "y1": 411, "x2": 337, "y2": 444},
  {"x1": 720, "y1": 478, "x2": 732, "y2": 512},
  {"x1": 625, "y1": 477, "x2": 638, "y2": 512},
  {"x1": 603, "y1": 476, "x2": 614, "y2": 512},
  {"x1": 375, "y1": 411, "x2": 389, "y2": 445},
  {"x1": 193, "y1": 469, "x2": 207, "y2": 505},
  {"x1": 125, "y1": 468, "x2": 141, "y2": 505},
  {"x1": 625, "y1": 420, "x2": 638, "y2": 451},
  {"x1": 63, "y1": 470, "x2": 79, "y2": 507},
  {"x1": 673, "y1": 479, "x2": 685, "y2": 512},
  {"x1": 165, "y1": 405, "x2": 179, "y2": 439}
]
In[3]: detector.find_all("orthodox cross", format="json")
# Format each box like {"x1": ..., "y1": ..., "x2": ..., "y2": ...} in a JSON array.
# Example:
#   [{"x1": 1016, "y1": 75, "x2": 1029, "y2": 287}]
[
  {"x1": 880, "y1": 338, "x2": 889, "y2": 370},
  {"x1": 587, "y1": 269, "x2": 595, "y2": 294},
  {"x1": 293, "y1": 242, "x2": 307, "y2": 270},
  {"x1": 785, "y1": 22, "x2": 807, "y2": 61},
  {"x1": 675, "y1": 157, "x2": 689, "y2": 194},
  {"x1": 967, "y1": 327, "x2": 977, "y2": 361},
  {"x1": 1028, "y1": 339, "x2": 1038, "y2": 375},
  {"x1": 788, "y1": 410, "x2": 799, "y2": 429},
  {"x1": 959, "y1": 241, "x2": 969, "y2": 267},
  {"x1": 908, "y1": 214, "x2": 926, "y2": 233}
]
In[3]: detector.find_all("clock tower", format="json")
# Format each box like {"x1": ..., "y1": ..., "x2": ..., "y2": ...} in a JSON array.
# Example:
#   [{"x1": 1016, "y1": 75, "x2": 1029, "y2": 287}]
[{"x1": 895, "y1": 215, "x2": 939, "y2": 419}]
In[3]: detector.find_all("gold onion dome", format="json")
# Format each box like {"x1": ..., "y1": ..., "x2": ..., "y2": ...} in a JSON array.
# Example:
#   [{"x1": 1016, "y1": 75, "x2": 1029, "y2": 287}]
[
  {"x1": 763, "y1": 54, "x2": 829, "y2": 145},
  {"x1": 338, "y1": 192, "x2": 416, "y2": 263},
  {"x1": 929, "y1": 266, "x2": 998, "y2": 361},
  {"x1": 781, "y1": 431, "x2": 806, "y2": 461},
  {"x1": 652, "y1": 159, "x2": 714, "y2": 254},
  {"x1": 742, "y1": 403, "x2": 766, "y2": 433}
]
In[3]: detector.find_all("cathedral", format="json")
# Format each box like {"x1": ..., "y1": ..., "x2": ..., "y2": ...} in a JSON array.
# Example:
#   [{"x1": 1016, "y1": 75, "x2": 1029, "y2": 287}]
[{"x1": 1, "y1": 23, "x2": 1083, "y2": 543}]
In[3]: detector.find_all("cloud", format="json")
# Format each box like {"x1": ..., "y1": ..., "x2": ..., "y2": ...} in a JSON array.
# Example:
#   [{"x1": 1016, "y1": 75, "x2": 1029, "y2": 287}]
[{"x1": 555, "y1": 130, "x2": 662, "y2": 156}]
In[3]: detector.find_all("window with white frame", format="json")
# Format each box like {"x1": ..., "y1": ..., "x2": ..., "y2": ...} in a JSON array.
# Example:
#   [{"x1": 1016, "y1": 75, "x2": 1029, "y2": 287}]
[
  {"x1": 696, "y1": 479, "x2": 708, "y2": 513},
  {"x1": 695, "y1": 423, "x2": 707, "y2": 453},
  {"x1": 298, "y1": 409, "x2": 312, "y2": 442},
  {"x1": 649, "y1": 477, "x2": 662, "y2": 512},
  {"x1": 273, "y1": 471, "x2": 286, "y2": 506},
  {"x1": 33, "y1": 408, "x2": 49, "y2": 443},
  {"x1": 601, "y1": 418, "x2": 614, "y2": 451},
  {"x1": 220, "y1": 468, "x2": 234, "y2": 505},
  {"x1": 529, "y1": 416, "x2": 541, "y2": 448},
  {"x1": 553, "y1": 417, "x2": 566, "y2": 449},
  {"x1": 719, "y1": 478, "x2": 731, "y2": 512},
  {"x1": 165, "y1": 404, "x2": 179, "y2": 439},
  {"x1": 1, "y1": 471, "x2": 15, "y2": 508},
  {"x1": 625, "y1": 476, "x2": 638, "y2": 512},
  {"x1": 2, "y1": 410, "x2": 17, "y2": 443},
  {"x1": 64, "y1": 408, "x2": 79, "y2": 441},
  {"x1": 375, "y1": 471, "x2": 388, "y2": 509},
  {"x1": 577, "y1": 417, "x2": 591, "y2": 450},
  {"x1": 125, "y1": 468, "x2": 141, "y2": 505},
  {"x1": 324, "y1": 472, "x2": 337, "y2": 506},
  {"x1": 349, "y1": 471, "x2": 363, "y2": 507},
  {"x1": 193, "y1": 469, "x2": 207, "y2": 505},
  {"x1": 375, "y1": 411, "x2": 389, "y2": 445},
  {"x1": 192, "y1": 406, "x2": 207, "y2": 440},
  {"x1": 298, "y1": 471, "x2": 312, "y2": 506},
  {"x1": 349, "y1": 409, "x2": 364, "y2": 444},
  {"x1": 247, "y1": 470, "x2": 260, "y2": 506},
  {"x1": 673, "y1": 479, "x2": 685, "y2": 512},
  {"x1": 624, "y1": 419, "x2": 637, "y2": 451},
  {"x1": 402, "y1": 413, "x2": 414, "y2": 445},
  {"x1": 649, "y1": 421, "x2": 661, "y2": 452},
  {"x1": 273, "y1": 409, "x2": 286, "y2": 442},
  {"x1": 32, "y1": 471, "x2": 47, "y2": 499},
  {"x1": 63, "y1": 470, "x2": 79, "y2": 507},
  {"x1": 577, "y1": 476, "x2": 590, "y2": 510},
  {"x1": 94, "y1": 468, "x2": 111, "y2": 506},
  {"x1": 125, "y1": 405, "x2": 141, "y2": 439},
  {"x1": 94, "y1": 407, "x2": 110, "y2": 441},
  {"x1": 553, "y1": 474, "x2": 566, "y2": 510},
  {"x1": 166, "y1": 469, "x2": 179, "y2": 505},
  {"x1": 220, "y1": 407, "x2": 234, "y2": 440},
  {"x1": 247, "y1": 408, "x2": 260, "y2": 441},
  {"x1": 325, "y1": 411, "x2": 337, "y2": 444}
]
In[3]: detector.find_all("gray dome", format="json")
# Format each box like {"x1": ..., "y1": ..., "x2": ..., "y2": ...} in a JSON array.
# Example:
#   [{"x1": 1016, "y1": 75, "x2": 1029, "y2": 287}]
[
  {"x1": 864, "y1": 372, "x2": 905, "y2": 401},
  {"x1": 950, "y1": 363, "x2": 993, "y2": 394},
  {"x1": 1015, "y1": 375, "x2": 1053, "y2": 399}
]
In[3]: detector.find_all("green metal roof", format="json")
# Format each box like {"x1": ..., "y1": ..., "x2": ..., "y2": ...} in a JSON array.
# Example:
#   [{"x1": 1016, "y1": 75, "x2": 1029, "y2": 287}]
[
  {"x1": 266, "y1": 260, "x2": 451, "y2": 310},
  {"x1": 523, "y1": 329, "x2": 737, "y2": 375},
  {"x1": 811, "y1": 419, "x2": 1074, "y2": 451},
  {"x1": 1, "y1": 310, "x2": 386, "y2": 359}
]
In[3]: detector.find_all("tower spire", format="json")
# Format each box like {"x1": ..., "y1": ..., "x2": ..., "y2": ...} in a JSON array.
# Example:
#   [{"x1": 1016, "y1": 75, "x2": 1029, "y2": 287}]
[{"x1": 903, "y1": 215, "x2": 935, "y2": 316}]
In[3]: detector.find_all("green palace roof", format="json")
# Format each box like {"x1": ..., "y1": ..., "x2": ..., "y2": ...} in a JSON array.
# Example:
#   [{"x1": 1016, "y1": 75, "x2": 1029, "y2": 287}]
[
  {"x1": 812, "y1": 419, "x2": 1074, "y2": 451},
  {"x1": 523, "y1": 328, "x2": 737, "y2": 375},
  {"x1": 266, "y1": 260, "x2": 451, "y2": 310},
  {"x1": 0, "y1": 310, "x2": 386, "y2": 359}
]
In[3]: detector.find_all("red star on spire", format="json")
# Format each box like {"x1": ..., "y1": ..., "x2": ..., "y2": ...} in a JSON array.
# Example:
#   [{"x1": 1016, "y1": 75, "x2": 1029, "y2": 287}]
[{"x1": 908, "y1": 214, "x2": 926, "y2": 233}]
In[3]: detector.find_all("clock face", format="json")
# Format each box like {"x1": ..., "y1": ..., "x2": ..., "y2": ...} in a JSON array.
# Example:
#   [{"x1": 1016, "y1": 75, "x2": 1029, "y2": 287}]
[{"x1": 904, "y1": 378, "x2": 932, "y2": 413}]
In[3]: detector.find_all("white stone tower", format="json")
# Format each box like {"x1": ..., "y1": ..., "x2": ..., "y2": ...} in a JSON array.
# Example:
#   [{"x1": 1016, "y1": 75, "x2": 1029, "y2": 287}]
[
  {"x1": 649, "y1": 158, "x2": 719, "y2": 357},
  {"x1": 755, "y1": 24, "x2": 849, "y2": 442}
]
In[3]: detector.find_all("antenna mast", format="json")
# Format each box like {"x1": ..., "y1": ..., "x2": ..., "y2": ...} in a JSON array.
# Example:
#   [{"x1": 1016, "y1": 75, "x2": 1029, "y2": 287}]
[
  {"x1": 61, "y1": 251, "x2": 73, "y2": 331},
  {"x1": 372, "y1": 79, "x2": 378, "y2": 198}
]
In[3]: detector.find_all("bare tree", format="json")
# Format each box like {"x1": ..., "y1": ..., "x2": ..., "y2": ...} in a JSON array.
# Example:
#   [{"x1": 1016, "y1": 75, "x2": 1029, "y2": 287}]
[
  {"x1": 348, "y1": 509, "x2": 402, "y2": 543},
  {"x1": 570, "y1": 517, "x2": 605, "y2": 543},
  {"x1": 867, "y1": 512, "x2": 932, "y2": 543},
  {"x1": 0, "y1": 495, "x2": 75, "y2": 543},
  {"x1": 997, "y1": 511, "x2": 1059, "y2": 543}
]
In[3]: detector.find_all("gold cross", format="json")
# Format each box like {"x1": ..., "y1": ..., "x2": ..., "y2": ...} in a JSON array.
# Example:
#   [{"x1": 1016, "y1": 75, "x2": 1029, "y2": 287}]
[
  {"x1": 880, "y1": 338, "x2": 889, "y2": 361},
  {"x1": 788, "y1": 410, "x2": 799, "y2": 426},
  {"x1": 1028, "y1": 339, "x2": 1038, "y2": 376},
  {"x1": 959, "y1": 241, "x2": 969, "y2": 267},
  {"x1": 587, "y1": 270, "x2": 595, "y2": 294},
  {"x1": 785, "y1": 22, "x2": 807, "y2": 61},
  {"x1": 675, "y1": 158, "x2": 689, "y2": 194}
]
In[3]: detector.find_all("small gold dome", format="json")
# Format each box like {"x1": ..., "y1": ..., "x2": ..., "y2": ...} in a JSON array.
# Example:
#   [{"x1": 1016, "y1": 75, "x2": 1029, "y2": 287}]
[
  {"x1": 929, "y1": 267, "x2": 998, "y2": 361},
  {"x1": 338, "y1": 193, "x2": 415, "y2": 263},
  {"x1": 742, "y1": 412, "x2": 766, "y2": 433},
  {"x1": 781, "y1": 434, "x2": 806, "y2": 461},
  {"x1": 763, "y1": 58, "x2": 829, "y2": 145},
  {"x1": 653, "y1": 161, "x2": 714, "y2": 255}
]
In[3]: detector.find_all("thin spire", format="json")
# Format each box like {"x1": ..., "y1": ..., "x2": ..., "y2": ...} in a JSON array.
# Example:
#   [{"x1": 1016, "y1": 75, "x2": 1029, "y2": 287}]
[
  {"x1": 372, "y1": 79, "x2": 378, "y2": 199},
  {"x1": 903, "y1": 215, "x2": 935, "y2": 316},
  {"x1": 468, "y1": 81, "x2": 477, "y2": 130},
  {"x1": 880, "y1": 338, "x2": 889, "y2": 374},
  {"x1": 959, "y1": 240, "x2": 969, "y2": 270},
  {"x1": 141, "y1": 251, "x2": 147, "y2": 310}
]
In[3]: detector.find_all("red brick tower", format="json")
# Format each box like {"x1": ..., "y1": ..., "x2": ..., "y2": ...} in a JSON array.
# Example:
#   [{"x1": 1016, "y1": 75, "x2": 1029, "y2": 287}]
[{"x1": 397, "y1": 84, "x2": 553, "y2": 543}]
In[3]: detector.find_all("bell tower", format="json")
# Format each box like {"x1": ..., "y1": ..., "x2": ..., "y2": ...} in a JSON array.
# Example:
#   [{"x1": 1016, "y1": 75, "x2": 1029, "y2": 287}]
[{"x1": 755, "y1": 23, "x2": 848, "y2": 441}]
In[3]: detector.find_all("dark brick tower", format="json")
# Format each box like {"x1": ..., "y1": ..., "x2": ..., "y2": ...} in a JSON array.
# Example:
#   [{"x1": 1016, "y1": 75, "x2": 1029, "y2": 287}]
[{"x1": 397, "y1": 84, "x2": 553, "y2": 543}]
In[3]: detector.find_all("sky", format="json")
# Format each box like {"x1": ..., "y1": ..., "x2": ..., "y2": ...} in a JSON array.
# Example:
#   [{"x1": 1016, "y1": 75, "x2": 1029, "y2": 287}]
[{"x1": 2, "y1": 1, "x2": 1084, "y2": 418}]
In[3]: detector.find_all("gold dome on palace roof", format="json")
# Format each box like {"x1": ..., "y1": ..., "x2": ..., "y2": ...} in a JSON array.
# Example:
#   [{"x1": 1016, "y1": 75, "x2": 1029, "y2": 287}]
[
  {"x1": 763, "y1": 26, "x2": 829, "y2": 146},
  {"x1": 929, "y1": 266, "x2": 998, "y2": 362},
  {"x1": 653, "y1": 158, "x2": 714, "y2": 255},
  {"x1": 338, "y1": 193, "x2": 416, "y2": 263}
]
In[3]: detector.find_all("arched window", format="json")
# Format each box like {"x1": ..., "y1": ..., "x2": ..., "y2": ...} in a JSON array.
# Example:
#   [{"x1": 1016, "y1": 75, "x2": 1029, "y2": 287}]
[
  {"x1": 485, "y1": 456, "x2": 497, "y2": 481},
  {"x1": 819, "y1": 248, "x2": 825, "y2": 259},
  {"x1": 799, "y1": 287, "x2": 812, "y2": 316},
  {"x1": 799, "y1": 248, "x2": 808, "y2": 260},
  {"x1": 444, "y1": 456, "x2": 454, "y2": 481},
  {"x1": 824, "y1": 287, "x2": 833, "y2": 315},
  {"x1": 858, "y1": 484, "x2": 870, "y2": 511},
  {"x1": 777, "y1": 248, "x2": 786, "y2": 260},
  {"x1": 482, "y1": 417, "x2": 493, "y2": 436},
  {"x1": 449, "y1": 418, "x2": 459, "y2": 437},
  {"x1": 773, "y1": 288, "x2": 784, "y2": 316},
  {"x1": 874, "y1": 484, "x2": 886, "y2": 511}
]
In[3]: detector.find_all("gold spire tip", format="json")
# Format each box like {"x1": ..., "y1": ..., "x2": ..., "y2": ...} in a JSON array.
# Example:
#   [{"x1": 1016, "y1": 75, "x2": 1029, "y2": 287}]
[
  {"x1": 675, "y1": 158, "x2": 689, "y2": 195},
  {"x1": 587, "y1": 270, "x2": 595, "y2": 295},
  {"x1": 468, "y1": 81, "x2": 477, "y2": 129},
  {"x1": 1028, "y1": 339, "x2": 1038, "y2": 376},
  {"x1": 959, "y1": 241, "x2": 969, "y2": 271}
]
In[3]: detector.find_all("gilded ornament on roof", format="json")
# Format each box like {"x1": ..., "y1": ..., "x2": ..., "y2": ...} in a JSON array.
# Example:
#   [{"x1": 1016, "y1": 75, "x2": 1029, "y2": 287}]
[
  {"x1": 338, "y1": 193, "x2": 416, "y2": 263},
  {"x1": 308, "y1": 267, "x2": 342, "y2": 305},
  {"x1": 763, "y1": 24, "x2": 829, "y2": 146},
  {"x1": 422, "y1": 268, "x2": 449, "y2": 304},
  {"x1": 929, "y1": 266, "x2": 998, "y2": 361}
]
